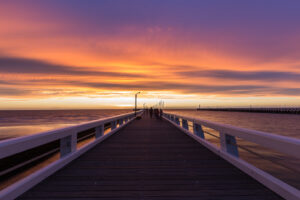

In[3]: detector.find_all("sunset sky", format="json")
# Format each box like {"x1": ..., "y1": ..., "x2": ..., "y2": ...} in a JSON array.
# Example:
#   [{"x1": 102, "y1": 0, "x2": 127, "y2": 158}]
[{"x1": 1, "y1": 0, "x2": 300, "y2": 109}]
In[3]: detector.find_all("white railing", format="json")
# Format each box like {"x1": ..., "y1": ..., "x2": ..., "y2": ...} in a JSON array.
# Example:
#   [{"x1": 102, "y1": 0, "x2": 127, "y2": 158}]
[
  {"x1": 0, "y1": 110, "x2": 143, "y2": 200},
  {"x1": 163, "y1": 112, "x2": 300, "y2": 200}
]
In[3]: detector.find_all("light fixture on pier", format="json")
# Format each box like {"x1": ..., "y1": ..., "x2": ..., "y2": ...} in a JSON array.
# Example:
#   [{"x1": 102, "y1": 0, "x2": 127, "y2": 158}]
[{"x1": 135, "y1": 92, "x2": 141, "y2": 116}]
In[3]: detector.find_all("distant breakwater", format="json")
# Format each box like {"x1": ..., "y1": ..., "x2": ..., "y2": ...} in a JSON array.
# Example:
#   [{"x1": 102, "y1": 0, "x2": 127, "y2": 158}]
[{"x1": 197, "y1": 107, "x2": 300, "y2": 114}]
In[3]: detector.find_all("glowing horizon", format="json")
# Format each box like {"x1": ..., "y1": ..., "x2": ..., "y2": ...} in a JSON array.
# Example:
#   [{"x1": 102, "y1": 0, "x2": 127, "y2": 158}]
[{"x1": 1, "y1": 0, "x2": 300, "y2": 109}]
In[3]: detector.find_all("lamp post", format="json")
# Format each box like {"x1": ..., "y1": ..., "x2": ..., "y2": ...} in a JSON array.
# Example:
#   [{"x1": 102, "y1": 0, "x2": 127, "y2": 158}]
[{"x1": 135, "y1": 92, "x2": 140, "y2": 116}]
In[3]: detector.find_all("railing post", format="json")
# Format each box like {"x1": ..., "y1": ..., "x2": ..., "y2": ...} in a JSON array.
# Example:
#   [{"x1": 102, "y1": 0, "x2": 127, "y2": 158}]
[
  {"x1": 60, "y1": 131, "x2": 77, "y2": 158},
  {"x1": 193, "y1": 123, "x2": 205, "y2": 139},
  {"x1": 119, "y1": 118, "x2": 124, "y2": 126},
  {"x1": 111, "y1": 121, "x2": 116, "y2": 130},
  {"x1": 182, "y1": 119, "x2": 189, "y2": 130},
  {"x1": 95, "y1": 124, "x2": 104, "y2": 138},
  {"x1": 220, "y1": 133, "x2": 239, "y2": 157},
  {"x1": 170, "y1": 115, "x2": 174, "y2": 121},
  {"x1": 175, "y1": 117, "x2": 180, "y2": 125}
]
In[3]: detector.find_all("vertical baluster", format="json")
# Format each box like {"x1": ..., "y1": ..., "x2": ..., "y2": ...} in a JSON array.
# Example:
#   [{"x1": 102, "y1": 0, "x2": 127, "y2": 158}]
[
  {"x1": 111, "y1": 121, "x2": 117, "y2": 130},
  {"x1": 119, "y1": 118, "x2": 124, "y2": 126},
  {"x1": 220, "y1": 133, "x2": 239, "y2": 157},
  {"x1": 193, "y1": 123, "x2": 205, "y2": 139},
  {"x1": 60, "y1": 131, "x2": 77, "y2": 158},
  {"x1": 175, "y1": 117, "x2": 180, "y2": 125},
  {"x1": 182, "y1": 119, "x2": 189, "y2": 130},
  {"x1": 95, "y1": 124, "x2": 104, "y2": 138}
]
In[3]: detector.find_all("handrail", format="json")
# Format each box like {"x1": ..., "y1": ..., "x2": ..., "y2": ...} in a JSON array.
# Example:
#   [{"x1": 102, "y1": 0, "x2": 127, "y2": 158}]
[
  {"x1": 163, "y1": 112, "x2": 300, "y2": 200},
  {"x1": 163, "y1": 112, "x2": 300, "y2": 159},
  {"x1": 0, "y1": 110, "x2": 143, "y2": 200},
  {"x1": 0, "y1": 111, "x2": 141, "y2": 159}
]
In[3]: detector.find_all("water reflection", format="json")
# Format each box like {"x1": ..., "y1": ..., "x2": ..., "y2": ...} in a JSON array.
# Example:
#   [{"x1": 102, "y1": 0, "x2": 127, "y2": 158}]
[
  {"x1": 0, "y1": 124, "x2": 76, "y2": 140},
  {"x1": 0, "y1": 109, "x2": 131, "y2": 140}
]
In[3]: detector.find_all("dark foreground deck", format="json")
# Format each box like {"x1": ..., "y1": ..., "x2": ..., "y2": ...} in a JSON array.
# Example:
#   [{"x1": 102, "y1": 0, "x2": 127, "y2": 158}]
[{"x1": 18, "y1": 115, "x2": 282, "y2": 200}]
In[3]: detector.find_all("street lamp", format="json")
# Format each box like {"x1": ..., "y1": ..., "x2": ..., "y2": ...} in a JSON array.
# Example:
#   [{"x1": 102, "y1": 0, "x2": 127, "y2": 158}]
[{"x1": 135, "y1": 92, "x2": 140, "y2": 116}]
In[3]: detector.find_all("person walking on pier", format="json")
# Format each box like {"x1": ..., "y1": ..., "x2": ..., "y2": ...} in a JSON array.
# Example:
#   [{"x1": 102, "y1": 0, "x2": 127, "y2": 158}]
[
  {"x1": 154, "y1": 108, "x2": 159, "y2": 119},
  {"x1": 159, "y1": 108, "x2": 163, "y2": 118},
  {"x1": 149, "y1": 107, "x2": 153, "y2": 118}
]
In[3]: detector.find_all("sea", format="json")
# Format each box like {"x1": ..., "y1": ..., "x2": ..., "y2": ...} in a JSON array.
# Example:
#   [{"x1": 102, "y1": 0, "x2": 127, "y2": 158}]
[
  {"x1": 0, "y1": 109, "x2": 299, "y2": 189},
  {"x1": 0, "y1": 109, "x2": 131, "y2": 140}
]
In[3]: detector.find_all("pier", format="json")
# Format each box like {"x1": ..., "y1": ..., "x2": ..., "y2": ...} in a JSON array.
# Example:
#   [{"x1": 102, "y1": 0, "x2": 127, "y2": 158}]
[{"x1": 0, "y1": 111, "x2": 300, "y2": 199}]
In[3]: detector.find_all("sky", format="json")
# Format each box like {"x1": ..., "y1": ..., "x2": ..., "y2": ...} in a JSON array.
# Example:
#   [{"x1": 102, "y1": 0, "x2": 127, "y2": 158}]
[{"x1": 1, "y1": 0, "x2": 300, "y2": 109}]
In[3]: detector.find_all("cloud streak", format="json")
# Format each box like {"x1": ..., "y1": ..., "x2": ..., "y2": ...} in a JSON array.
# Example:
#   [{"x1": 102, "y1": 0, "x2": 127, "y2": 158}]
[
  {"x1": 0, "y1": 88, "x2": 31, "y2": 96},
  {"x1": 177, "y1": 69, "x2": 300, "y2": 82},
  {"x1": 2, "y1": 78, "x2": 300, "y2": 97},
  {"x1": 1, "y1": 56, "x2": 300, "y2": 99},
  {"x1": 0, "y1": 57, "x2": 146, "y2": 78}
]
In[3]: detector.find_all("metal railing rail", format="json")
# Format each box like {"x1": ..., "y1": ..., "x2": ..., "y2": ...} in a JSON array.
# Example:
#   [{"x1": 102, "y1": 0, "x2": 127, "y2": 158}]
[
  {"x1": 163, "y1": 112, "x2": 300, "y2": 200},
  {"x1": 0, "y1": 110, "x2": 143, "y2": 200}
]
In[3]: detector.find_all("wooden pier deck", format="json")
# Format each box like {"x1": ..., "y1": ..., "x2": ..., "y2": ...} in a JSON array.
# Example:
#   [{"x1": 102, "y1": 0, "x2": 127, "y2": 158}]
[{"x1": 18, "y1": 115, "x2": 282, "y2": 200}]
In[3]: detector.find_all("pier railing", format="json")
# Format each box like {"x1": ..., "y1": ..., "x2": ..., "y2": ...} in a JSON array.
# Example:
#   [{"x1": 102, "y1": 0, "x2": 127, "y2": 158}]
[
  {"x1": 0, "y1": 110, "x2": 143, "y2": 200},
  {"x1": 163, "y1": 112, "x2": 300, "y2": 200}
]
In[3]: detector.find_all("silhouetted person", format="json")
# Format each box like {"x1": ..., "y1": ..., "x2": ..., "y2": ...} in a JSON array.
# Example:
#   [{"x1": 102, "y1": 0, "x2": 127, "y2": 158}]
[
  {"x1": 154, "y1": 108, "x2": 159, "y2": 119},
  {"x1": 159, "y1": 109, "x2": 163, "y2": 118},
  {"x1": 149, "y1": 107, "x2": 153, "y2": 118}
]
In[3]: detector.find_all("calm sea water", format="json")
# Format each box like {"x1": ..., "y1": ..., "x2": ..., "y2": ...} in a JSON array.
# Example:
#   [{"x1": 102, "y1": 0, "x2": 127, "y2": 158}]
[
  {"x1": 0, "y1": 109, "x2": 131, "y2": 140},
  {"x1": 0, "y1": 109, "x2": 299, "y2": 188},
  {"x1": 167, "y1": 110, "x2": 300, "y2": 139}
]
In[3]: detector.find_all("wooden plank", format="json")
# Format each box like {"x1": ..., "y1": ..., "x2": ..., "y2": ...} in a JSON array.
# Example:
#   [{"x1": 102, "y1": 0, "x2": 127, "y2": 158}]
[{"x1": 18, "y1": 114, "x2": 282, "y2": 199}]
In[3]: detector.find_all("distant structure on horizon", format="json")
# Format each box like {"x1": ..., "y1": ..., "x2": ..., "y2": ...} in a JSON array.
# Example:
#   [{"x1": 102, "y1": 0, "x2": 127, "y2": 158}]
[{"x1": 196, "y1": 106, "x2": 300, "y2": 114}]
